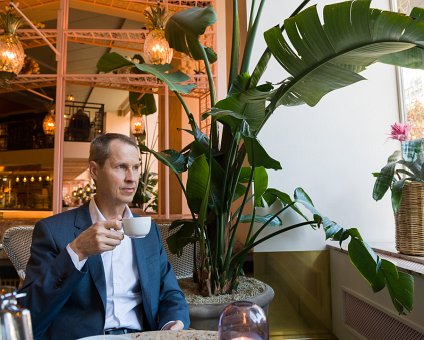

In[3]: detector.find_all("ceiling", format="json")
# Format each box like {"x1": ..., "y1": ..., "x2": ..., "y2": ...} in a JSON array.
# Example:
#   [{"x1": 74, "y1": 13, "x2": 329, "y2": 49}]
[
  {"x1": 0, "y1": 0, "x2": 213, "y2": 118},
  {"x1": 0, "y1": 2, "x2": 146, "y2": 117}
]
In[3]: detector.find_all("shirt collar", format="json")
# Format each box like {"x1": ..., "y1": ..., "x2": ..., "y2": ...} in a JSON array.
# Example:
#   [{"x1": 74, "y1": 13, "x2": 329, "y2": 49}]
[{"x1": 89, "y1": 197, "x2": 133, "y2": 223}]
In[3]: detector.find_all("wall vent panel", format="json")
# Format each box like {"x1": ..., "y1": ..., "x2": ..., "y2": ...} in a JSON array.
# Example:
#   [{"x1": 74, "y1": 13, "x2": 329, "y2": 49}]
[{"x1": 344, "y1": 291, "x2": 424, "y2": 340}]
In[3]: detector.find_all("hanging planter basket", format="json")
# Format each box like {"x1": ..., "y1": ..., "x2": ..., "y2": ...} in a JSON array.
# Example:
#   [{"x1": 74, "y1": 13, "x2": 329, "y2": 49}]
[{"x1": 395, "y1": 181, "x2": 424, "y2": 256}]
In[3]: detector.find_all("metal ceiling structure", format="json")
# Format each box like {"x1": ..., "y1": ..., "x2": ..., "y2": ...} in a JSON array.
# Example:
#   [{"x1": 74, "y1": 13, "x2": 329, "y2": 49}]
[
  {"x1": 0, "y1": 73, "x2": 210, "y2": 96},
  {"x1": 0, "y1": 0, "x2": 215, "y2": 115}
]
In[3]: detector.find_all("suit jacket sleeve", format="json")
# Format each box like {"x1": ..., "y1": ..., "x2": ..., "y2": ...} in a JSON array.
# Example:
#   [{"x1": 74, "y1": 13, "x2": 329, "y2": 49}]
[{"x1": 18, "y1": 218, "x2": 88, "y2": 338}]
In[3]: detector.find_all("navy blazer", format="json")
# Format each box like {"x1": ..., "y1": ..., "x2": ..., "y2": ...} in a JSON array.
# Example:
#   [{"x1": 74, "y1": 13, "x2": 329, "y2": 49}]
[{"x1": 19, "y1": 203, "x2": 190, "y2": 340}]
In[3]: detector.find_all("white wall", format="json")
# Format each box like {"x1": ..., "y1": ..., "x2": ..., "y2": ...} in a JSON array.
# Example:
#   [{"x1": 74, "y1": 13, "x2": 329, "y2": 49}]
[
  {"x1": 247, "y1": 0, "x2": 400, "y2": 252},
  {"x1": 105, "y1": 110, "x2": 130, "y2": 135},
  {"x1": 63, "y1": 142, "x2": 90, "y2": 159},
  {"x1": 215, "y1": 0, "x2": 228, "y2": 101}
]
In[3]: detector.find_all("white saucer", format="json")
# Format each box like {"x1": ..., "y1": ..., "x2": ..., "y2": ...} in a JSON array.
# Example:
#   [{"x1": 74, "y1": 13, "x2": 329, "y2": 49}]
[{"x1": 77, "y1": 335, "x2": 130, "y2": 340}]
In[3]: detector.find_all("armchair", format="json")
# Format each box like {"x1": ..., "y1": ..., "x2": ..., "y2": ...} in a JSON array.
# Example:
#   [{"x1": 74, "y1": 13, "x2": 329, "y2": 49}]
[{"x1": 2, "y1": 226, "x2": 34, "y2": 280}]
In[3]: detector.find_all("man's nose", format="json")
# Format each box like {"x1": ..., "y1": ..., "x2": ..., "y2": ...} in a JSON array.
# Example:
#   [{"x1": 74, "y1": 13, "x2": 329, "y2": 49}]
[{"x1": 125, "y1": 168, "x2": 138, "y2": 181}]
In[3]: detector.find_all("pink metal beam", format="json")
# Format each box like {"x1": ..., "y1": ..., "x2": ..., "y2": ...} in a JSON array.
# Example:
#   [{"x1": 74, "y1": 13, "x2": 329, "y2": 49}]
[
  {"x1": 52, "y1": 0, "x2": 69, "y2": 214},
  {"x1": 9, "y1": 2, "x2": 60, "y2": 57}
]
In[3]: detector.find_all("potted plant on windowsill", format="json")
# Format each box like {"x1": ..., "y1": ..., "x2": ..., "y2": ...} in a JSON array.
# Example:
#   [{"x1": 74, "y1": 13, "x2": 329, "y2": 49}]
[
  {"x1": 373, "y1": 123, "x2": 424, "y2": 256},
  {"x1": 98, "y1": 0, "x2": 424, "y2": 323}
]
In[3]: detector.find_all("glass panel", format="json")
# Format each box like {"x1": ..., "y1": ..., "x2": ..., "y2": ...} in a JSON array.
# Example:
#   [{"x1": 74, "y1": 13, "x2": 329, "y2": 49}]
[
  {"x1": 401, "y1": 69, "x2": 424, "y2": 138},
  {"x1": 0, "y1": 165, "x2": 53, "y2": 210},
  {"x1": 395, "y1": 0, "x2": 424, "y2": 132}
]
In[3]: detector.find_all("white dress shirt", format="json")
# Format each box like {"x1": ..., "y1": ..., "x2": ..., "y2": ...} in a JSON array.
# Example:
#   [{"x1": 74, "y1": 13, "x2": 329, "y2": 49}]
[{"x1": 67, "y1": 199, "x2": 143, "y2": 331}]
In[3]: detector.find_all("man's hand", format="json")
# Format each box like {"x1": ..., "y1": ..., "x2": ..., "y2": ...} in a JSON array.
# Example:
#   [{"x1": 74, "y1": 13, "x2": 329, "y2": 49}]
[
  {"x1": 69, "y1": 218, "x2": 123, "y2": 260},
  {"x1": 162, "y1": 320, "x2": 184, "y2": 331}
]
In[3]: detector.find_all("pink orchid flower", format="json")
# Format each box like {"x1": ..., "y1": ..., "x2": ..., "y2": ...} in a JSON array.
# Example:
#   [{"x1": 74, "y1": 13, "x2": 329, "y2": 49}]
[{"x1": 389, "y1": 122, "x2": 411, "y2": 141}]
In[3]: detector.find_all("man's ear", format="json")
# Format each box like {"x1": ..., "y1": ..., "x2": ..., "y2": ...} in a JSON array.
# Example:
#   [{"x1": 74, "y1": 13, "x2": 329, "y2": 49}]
[{"x1": 89, "y1": 161, "x2": 99, "y2": 181}]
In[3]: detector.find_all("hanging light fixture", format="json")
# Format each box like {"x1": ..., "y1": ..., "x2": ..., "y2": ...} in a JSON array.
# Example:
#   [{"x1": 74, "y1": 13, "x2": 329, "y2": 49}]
[
  {"x1": 43, "y1": 107, "x2": 55, "y2": 135},
  {"x1": 131, "y1": 115, "x2": 145, "y2": 136},
  {"x1": 0, "y1": 6, "x2": 25, "y2": 75},
  {"x1": 143, "y1": 3, "x2": 173, "y2": 65}
]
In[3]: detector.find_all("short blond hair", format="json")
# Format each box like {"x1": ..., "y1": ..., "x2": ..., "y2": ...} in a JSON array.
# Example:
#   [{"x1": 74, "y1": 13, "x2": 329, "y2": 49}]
[{"x1": 89, "y1": 133, "x2": 138, "y2": 167}]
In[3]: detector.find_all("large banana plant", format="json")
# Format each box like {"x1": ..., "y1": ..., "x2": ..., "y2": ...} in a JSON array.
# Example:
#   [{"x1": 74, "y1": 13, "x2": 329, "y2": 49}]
[
  {"x1": 265, "y1": 2, "x2": 424, "y2": 110},
  {"x1": 97, "y1": 0, "x2": 424, "y2": 314}
]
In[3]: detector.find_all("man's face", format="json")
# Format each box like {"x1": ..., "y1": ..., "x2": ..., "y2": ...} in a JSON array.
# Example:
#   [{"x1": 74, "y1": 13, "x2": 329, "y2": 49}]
[{"x1": 90, "y1": 139, "x2": 141, "y2": 207}]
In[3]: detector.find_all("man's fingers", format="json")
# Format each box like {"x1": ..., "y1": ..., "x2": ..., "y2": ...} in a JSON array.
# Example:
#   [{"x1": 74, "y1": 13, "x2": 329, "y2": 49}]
[
  {"x1": 103, "y1": 218, "x2": 123, "y2": 231},
  {"x1": 102, "y1": 233, "x2": 123, "y2": 245},
  {"x1": 73, "y1": 218, "x2": 125, "y2": 257},
  {"x1": 104, "y1": 228, "x2": 124, "y2": 240}
]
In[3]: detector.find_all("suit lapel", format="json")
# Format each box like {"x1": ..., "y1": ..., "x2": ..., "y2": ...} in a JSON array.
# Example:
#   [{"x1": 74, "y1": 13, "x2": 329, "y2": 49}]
[
  {"x1": 73, "y1": 204, "x2": 107, "y2": 313},
  {"x1": 87, "y1": 255, "x2": 107, "y2": 313},
  {"x1": 133, "y1": 237, "x2": 155, "y2": 329}
]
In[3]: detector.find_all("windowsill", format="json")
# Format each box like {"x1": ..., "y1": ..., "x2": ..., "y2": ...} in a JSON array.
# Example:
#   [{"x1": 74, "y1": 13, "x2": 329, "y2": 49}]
[{"x1": 327, "y1": 242, "x2": 424, "y2": 277}]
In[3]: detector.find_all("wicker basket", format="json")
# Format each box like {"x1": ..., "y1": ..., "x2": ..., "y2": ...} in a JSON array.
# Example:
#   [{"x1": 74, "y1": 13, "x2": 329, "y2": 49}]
[{"x1": 395, "y1": 181, "x2": 424, "y2": 256}]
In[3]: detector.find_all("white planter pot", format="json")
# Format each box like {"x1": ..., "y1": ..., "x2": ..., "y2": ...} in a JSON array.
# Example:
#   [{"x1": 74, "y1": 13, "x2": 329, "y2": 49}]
[{"x1": 187, "y1": 280, "x2": 274, "y2": 331}]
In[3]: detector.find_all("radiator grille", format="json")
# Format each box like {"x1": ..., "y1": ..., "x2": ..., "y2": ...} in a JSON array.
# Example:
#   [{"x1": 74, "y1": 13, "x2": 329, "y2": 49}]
[{"x1": 344, "y1": 291, "x2": 424, "y2": 340}]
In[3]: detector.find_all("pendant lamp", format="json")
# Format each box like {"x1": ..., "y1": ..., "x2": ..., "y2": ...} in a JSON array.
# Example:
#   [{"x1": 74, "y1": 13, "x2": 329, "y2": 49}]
[
  {"x1": 143, "y1": 4, "x2": 173, "y2": 65},
  {"x1": 42, "y1": 108, "x2": 55, "y2": 135},
  {"x1": 0, "y1": 7, "x2": 25, "y2": 75},
  {"x1": 131, "y1": 115, "x2": 145, "y2": 136}
]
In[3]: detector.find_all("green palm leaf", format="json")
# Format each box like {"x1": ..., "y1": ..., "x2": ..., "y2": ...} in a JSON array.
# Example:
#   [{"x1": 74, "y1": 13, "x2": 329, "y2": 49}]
[
  {"x1": 97, "y1": 52, "x2": 133, "y2": 72},
  {"x1": 139, "y1": 144, "x2": 186, "y2": 174},
  {"x1": 239, "y1": 213, "x2": 282, "y2": 226},
  {"x1": 380, "y1": 259, "x2": 414, "y2": 314},
  {"x1": 215, "y1": 78, "x2": 273, "y2": 133},
  {"x1": 165, "y1": 6, "x2": 217, "y2": 63},
  {"x1": 97, "y1": 52, "x2": 195, "y2": 94},
  {"x1": 167, "y1": 220, "x2": 197, "y2": 256},
  {"x1": 372, "y1": 161, "x2": 398, "y2": 201},
  {"x1": 187, "y1": 154, "x2": 210, "y2": 214},
  {"x1": 134, "y1": 63, "x2": 195, "y2": 94},
  {"x1": 129, "y1": 92, "x2": 156, "y2": 116},
  {"x1": 265, "y1": 0, "x2": 424, "y2": 110}
]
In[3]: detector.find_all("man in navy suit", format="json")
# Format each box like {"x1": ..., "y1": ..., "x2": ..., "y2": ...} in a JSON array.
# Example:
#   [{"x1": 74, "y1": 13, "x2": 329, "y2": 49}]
[{"x1": 19, "y1": 133, "x2": 190, "y2": 339}]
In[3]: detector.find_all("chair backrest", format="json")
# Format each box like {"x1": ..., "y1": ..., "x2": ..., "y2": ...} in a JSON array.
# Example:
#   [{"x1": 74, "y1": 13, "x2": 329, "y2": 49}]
[
  {"x1": 2, "y1": 226, "x2": 34, "y2": 280},
  {"x1": 157, "y1": 223, "x2": 194, "y2": 279},
  {"x1": 2, "y1": 224, "x2": 192, "y2": 280}
]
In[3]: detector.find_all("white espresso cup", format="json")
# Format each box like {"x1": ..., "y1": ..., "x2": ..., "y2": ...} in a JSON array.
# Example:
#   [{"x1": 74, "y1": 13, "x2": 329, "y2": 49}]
[{"x1": 122, "y1": 216, "x2": 152, "y2": 238}]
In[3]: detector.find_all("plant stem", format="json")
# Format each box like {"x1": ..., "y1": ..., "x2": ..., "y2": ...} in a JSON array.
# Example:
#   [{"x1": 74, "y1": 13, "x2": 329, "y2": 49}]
[
  {"x1": 245, "y1": 205, "x2": 256, "y2": 244},
  {"x1": 254, "y1": 221, "x2": 316, "y2": 248},
  {"x1": 198, "y1": 42, "x2": 216, "y2": 107},
  {"x1": 197, "y1": 41, "x2": 218, "y2": 149},
  {"x1": 230, "y1": 220, "x2": 316, "y2": 270},
  {"x1": 249, "y1": 202, "x2": 296, "y2": 243},
  {"x1": 223, "y1": 160, "x2": 255, "y2": 274},
  {"x1": 230, "y1": 194, "x2": 254, "y2": 224},
  {"x1": 240, "y1": 0, "x2": 265, "y2": 74},
  {"x1": 228, "y1": 0, "x2": 240, "y2": 90},
  {"x1": 222, "y1": 135, "x2": 238, "y2": 215},
  {"x1": 248, "y1": 0, "x2": 256, "y2": 30},
  {"x1": 174, "y1": 91, "x2": 197, "y2": 132},
  {"x1": 227, "y1": 156, "x2": 243, "y2": 215}
]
